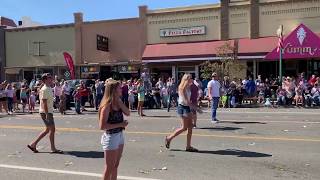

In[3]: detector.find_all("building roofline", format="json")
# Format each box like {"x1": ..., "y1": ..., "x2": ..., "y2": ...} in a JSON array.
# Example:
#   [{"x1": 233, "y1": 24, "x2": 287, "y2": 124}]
[
  {"x1": 83, "y1": 17, "x2": 139, "y2": 25},
  {"x1": 147, "y1": 3, "x2": 221, "y2": 14},
  {"x1": 5, "y1": 23, "x2": 74, "y2": 32}
]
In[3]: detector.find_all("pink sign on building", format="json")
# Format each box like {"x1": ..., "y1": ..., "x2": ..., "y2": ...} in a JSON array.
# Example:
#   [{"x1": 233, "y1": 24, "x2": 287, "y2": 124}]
[{"x1": 265, "y1": 24, "x2": 320, "y2": 60}]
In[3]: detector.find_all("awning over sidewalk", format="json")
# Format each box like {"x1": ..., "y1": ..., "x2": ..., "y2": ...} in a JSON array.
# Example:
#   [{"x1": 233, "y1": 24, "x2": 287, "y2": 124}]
[
  {"x1": 5, "y1": 68, "x2": 22, "y2": 74},
  {"x1": 238, "y1": 37, "x2": 278, "y2": 57},
  {"x1": 142, "y1": 40, "x2": 234, "y2": 63}
]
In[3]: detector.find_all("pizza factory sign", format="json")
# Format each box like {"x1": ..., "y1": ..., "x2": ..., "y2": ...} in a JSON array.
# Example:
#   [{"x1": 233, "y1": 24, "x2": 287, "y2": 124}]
[
  {"x1": 160, "y1": 26, "x2": 206, "y2": 37},
  {"x1": 266, "y1": 24, "x2": 320, "y2": 60}
]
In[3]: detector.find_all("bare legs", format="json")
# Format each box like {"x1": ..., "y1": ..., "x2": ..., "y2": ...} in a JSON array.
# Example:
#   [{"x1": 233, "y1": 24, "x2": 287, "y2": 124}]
[
  {"x1": 166, "y1": 114, "x2": 194, "y2": 149},
  {"x1": 29, "y1": 126, "x2": 58, "y2": 152},
  {"x1": 103, "y1": 145, "x2": 124, "y2": 180},
  {"x1": 137, "y1": 101, "x2": 145, "y2": 116}
]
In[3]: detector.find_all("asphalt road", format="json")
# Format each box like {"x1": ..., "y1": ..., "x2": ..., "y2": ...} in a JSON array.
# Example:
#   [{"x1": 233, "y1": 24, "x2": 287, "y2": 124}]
[{"x1": 0, "y1": 108, "x2": 320, "y2": 180}]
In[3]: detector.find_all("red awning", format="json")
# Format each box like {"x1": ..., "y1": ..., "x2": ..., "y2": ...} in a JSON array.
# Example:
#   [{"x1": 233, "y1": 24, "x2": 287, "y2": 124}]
[
  {"x1": 142, "y1": 40, "x2": 234, "y2": 62},
  {"x1": 238, "y1": 37, "x2": 278, "y2": 55}
]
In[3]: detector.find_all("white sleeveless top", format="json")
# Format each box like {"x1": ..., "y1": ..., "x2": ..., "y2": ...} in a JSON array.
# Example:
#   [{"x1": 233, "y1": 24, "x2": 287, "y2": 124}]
[{"x1": 178, "y1": 88, "x2": 191, "y2": 106}]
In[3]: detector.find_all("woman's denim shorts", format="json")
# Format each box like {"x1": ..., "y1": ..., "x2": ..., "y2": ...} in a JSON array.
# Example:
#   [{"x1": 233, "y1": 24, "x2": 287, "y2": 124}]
[
  {"x1": 177, "y1": 104, "x2": 191, "y2": 117},
  {"x1": 101, "y1": 131, "x2": 124, "y2": 151}
]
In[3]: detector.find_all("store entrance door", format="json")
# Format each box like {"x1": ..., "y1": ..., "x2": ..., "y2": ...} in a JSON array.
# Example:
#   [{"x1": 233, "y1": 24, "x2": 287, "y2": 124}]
[
  {"x1": 308, "y1": 60, "x2": 320, "y2": 76},
  {"x1": 177, "y1": 66, "x2": 195, "y2": 81}
]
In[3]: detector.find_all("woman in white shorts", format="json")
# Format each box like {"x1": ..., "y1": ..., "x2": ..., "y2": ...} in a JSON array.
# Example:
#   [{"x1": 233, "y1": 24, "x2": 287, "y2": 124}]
[
  {"x1": 165, "y1": 74, "x2": 198, "y2": 152},
  {"x1": 99, "y1": 80, "x2": 130, "y2": 180}
]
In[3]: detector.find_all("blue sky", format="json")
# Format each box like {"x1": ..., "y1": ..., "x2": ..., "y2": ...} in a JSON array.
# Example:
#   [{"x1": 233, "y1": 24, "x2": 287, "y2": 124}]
[{"x1": 1, "y1": 0, "x2": 219, "y2": 25}]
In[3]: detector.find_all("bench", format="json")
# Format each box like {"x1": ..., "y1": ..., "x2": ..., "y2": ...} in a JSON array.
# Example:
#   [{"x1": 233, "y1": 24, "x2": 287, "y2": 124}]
[{"x1": 242, "y1": 97, "x2": 258, "y2": 104}]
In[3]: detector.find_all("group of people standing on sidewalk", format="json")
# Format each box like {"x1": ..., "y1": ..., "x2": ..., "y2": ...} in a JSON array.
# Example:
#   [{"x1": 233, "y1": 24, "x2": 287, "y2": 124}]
[{"x1": 0, "y1": 81, "x2": 37, "y2": 115}]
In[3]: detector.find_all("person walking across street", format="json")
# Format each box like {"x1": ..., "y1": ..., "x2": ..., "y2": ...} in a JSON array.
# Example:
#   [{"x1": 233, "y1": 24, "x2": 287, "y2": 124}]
[
  {"x1": 208, "y1": 72, "x2": 222, "y2": 123},
  {"x1": 99, "y1": 80, "x2": 130, "y2": 180},
  {"x1": 165, "y1": 74, "x2": 198, "y2": 152},
  {"x1": 27, "y1": 73, "x2": 63, "y2": 154}
]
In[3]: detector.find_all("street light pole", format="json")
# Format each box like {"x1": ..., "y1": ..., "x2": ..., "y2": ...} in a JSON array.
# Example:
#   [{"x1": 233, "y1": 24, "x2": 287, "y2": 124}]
[
  {"x1": 279, "y1": 46, "x2": 282, "y2": 83},
  {"x1": 277, "y1": 25, "x2": 284, "y2": 84}
]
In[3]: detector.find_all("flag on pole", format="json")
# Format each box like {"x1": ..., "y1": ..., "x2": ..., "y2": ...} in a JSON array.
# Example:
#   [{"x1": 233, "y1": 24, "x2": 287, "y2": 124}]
[
  {"x1": 277, "y1": 34, "x2": 284, "y2": 53},
  {"x1": 63, "y1": 52, "x2": 75, "y2": 79},
  {"x1": 277, "y1": 26, "x2": 284, "y2": 53}
]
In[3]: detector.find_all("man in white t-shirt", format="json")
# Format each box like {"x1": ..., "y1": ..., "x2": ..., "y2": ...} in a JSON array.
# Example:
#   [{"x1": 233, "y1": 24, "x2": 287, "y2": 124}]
[
  {"x1": 28, "y1": 73, "x2": 63, "y2": 154},
  {"x1": 207, "y1": 72, "x2": 221, "y2": 123}
]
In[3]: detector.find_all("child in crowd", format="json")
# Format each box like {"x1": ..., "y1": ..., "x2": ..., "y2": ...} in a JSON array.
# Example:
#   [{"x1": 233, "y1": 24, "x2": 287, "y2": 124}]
[
  {"x1": 20, "y1": 85, "x2": 28, "y2": 113},
  {"x1": 220, "y1": 87, "x2": 228, "y2": 108},
  {"x1": 257, "y1": 82, "x2": 265, "y2": 103},
  {"x1": 128, "y1": 80, "x2": 136, "y2": 110},
  {"x1": 29, "y1": 91, "x2": 36, "y2": 113},
  {"x1": 276, "y1": 86, "x2": 286, "y2": 106},
  {"x1": 294, "y1": 82, "x2": 304, "y2": 106}
]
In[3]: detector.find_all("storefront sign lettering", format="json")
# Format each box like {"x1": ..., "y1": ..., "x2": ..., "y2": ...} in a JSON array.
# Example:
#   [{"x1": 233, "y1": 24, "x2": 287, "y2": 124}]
[
  {"x1": 266, "y1": 24, "x2": 320, "y2": 60},
  {"x1": 160, "y1": 26, "x2": 206, "y2": 37},
  {"x1": 284, "y1": 43, "x2": 318, "y2": 56},
  {"x1": 118, "y1": 65, "x2": 138, "y2": 74}
]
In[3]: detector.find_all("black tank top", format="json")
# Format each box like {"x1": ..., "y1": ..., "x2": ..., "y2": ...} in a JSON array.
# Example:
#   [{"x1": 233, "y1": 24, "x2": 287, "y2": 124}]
[{"x1": 106, "y1": 109, "x2": 124, "y2": 134}]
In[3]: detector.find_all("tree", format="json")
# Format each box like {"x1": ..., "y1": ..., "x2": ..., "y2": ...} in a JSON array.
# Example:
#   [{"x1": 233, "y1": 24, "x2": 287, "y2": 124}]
[{"x1": 200, "y1": 41, "x2": 245, "y2": 80}]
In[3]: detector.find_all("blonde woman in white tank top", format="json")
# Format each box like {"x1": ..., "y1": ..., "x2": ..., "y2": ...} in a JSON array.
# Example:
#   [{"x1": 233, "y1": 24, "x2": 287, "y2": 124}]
[{"x1": 165, "y1": 74, "x2": 198, "y2": 152}]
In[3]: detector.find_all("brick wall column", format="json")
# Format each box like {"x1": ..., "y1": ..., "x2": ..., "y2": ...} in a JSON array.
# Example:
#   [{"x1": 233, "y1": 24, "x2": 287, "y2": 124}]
[
  {"x1": 220, "y1": 0, "x2": 229, "y2": 40},
  {"x1": 139, "y1": 6, "x2": 148, "y2": 61},
  {"x1": 74, "y1": 12, "x2": 83, "y2": 66},
  {"x1": 0, "y1": 26, "x2": 5, "y2": 81},
  {"x1": 250, "y1": 0, "x2": 259, "y2": 39}
]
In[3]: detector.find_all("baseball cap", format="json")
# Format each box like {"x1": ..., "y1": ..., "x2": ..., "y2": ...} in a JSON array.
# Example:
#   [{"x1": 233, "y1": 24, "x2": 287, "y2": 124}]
[{"x1": 41, "y1": 73, "x2": 52, "y2": 80}]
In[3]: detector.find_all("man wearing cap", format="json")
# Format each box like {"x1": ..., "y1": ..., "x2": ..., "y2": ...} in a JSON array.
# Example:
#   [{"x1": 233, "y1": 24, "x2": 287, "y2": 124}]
[
  {"x1": 28, "y1": 73, "x2": 63, "y2": 154},
  {"x1": 207, "y1": 72, "x2": 221, "y2": 123}
]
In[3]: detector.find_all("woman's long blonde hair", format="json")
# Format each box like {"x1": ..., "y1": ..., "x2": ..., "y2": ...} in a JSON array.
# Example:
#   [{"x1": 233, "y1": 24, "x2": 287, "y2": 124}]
[
  {"x1": 98, "y1": 79, "x2": 120, "y2": 118},
  {"x1": 178, "y1": 74, "x2": 192, "y2": 92}
]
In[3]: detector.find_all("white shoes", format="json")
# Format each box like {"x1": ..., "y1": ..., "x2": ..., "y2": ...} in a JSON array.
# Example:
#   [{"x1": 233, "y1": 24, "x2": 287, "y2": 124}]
[{"x1": 211, "y1": 119, "x2": 219, "y2": 124}]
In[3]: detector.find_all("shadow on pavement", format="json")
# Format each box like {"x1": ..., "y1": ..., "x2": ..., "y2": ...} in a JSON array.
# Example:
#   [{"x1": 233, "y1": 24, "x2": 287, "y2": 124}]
[
  {"x1": 222, "y1": 121, "x2": 267, "y2": 125},
  {"x1": 147, "y1": 115, "x2": 173, "y2": 118},
  {"x1": 171, "y1": 149, "x2": 272, "y2": 158},
  {"x1": 65, "y1": 151, "x2": 104, "y2": 158},
  {"x1": 199, "y1": 126, "x2": 242, "y2": 131}
]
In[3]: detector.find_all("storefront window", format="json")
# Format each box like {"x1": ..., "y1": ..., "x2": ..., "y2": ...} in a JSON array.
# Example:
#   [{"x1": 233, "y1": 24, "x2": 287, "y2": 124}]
[
  {"x1": 178, "y1": 66, "x2": 195, "y2": 79},
  {"x1": 35, "y1": 67, "x2": 53, "y2": 79},
  {"x1": 80, "y1": 66, "x2": 99, "y2": 79}
]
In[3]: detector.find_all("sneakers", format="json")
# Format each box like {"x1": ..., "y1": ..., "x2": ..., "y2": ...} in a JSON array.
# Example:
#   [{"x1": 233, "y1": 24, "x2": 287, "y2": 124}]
[
  {"x1": 211, "y1": 119, "x2": 220, "y2": 124},
  {"x1": 186, "y1": 146, "x2": 199, "y2": 152}
]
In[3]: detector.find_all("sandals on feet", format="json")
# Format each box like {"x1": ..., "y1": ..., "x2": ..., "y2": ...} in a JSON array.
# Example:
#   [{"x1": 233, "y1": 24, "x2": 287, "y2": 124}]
[
  {"x1": 50, "y1": 150, "x2": 64, "y2": 154},
  {"x1": 165, "y1": 137, "x2": 170, "y2": 149},
  {"x1": 186, "y1": 146, "x2": 199, "y2": 152},
  {"x1": 27, "y1": 145, "x2": 39, "y2": 153}
]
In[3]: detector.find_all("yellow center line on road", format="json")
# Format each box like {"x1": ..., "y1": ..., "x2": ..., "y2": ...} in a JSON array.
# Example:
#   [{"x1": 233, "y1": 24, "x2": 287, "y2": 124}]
[
  {"x1": 1, "y1": 125, "x2": 320, "y2": 143},
  {"x1": 7, "y1": 115, "x2": 320, "y2": 124}
]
